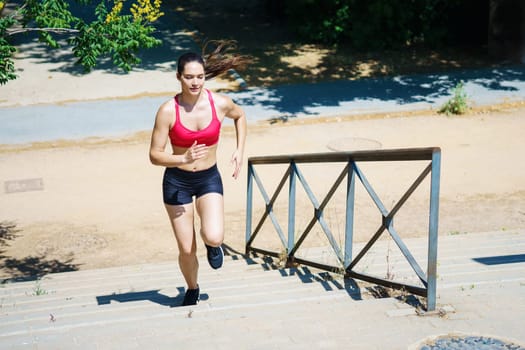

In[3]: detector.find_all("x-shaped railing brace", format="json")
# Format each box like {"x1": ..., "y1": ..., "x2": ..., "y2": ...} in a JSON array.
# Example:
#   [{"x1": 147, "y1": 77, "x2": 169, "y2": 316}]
[{"x1": 246, "y1": 148, "x2": 441, "y2": 310}]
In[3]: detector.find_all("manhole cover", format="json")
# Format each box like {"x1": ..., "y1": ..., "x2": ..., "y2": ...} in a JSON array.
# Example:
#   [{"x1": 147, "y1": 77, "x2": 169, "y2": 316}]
[
  {"x1": 418, "y1": 335, "x2": 525, "y2": 350},
  {"x1": 327, "y1": 137, "x2": 382, "y2": 151}
]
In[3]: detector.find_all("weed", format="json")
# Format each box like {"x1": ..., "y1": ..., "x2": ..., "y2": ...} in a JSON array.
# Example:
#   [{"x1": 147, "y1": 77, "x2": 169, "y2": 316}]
[
  {"x1": 367, "y1": 285, "x2": 391, "y2": 298},
  {"x1": 319, "y1": 272, "x2": 335, "y2": 282},
  {"x1": 277, "y1": 248, "x2": 289, "y2": 268},
  {"x1": 449, "y1": 230, "x2": 465, "y2": 235},
  {"x1": 386, "y1": 241, "x2": 395, "y2": 280},
  {"x1": 32, "y1": 279, "x2": 47, "y2": 296},
  {"x1": 439, "y1": 81, "x2": 469, "y2": 115}
]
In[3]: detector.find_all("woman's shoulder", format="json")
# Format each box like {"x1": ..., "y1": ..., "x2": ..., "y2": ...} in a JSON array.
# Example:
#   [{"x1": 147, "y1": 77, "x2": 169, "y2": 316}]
[
  {"x1": 155, "y1": 97, "x2": 176, "y2": 124},
  {"x1": 158, "y1": 96, "x2": 176, "y2": 113},
  {"x1": 209, "y1": 90, "x2": 235, "y2": 110}
]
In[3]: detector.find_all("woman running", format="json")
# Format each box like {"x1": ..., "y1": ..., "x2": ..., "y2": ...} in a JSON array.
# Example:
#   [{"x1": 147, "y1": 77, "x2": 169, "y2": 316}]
[{"x1": 149, "y1": 42, "x2": 249, "y2": 306}]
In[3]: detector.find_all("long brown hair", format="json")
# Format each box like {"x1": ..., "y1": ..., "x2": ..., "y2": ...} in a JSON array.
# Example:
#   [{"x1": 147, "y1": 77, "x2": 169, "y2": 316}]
[{"x1": 177, "y1": 40, "x2": 251, "y2": 80}]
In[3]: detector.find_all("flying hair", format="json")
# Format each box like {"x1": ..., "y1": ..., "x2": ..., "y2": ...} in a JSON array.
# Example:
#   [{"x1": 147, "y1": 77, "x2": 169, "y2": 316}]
[{"x1": 177, "y1": 40, "x2": 251, "y2": 80}]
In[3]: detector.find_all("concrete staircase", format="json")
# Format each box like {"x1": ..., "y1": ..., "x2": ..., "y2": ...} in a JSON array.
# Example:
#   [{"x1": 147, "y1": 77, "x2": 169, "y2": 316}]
[{"x1": 1, "y1": 230, "x2": 524, "y2": 350}]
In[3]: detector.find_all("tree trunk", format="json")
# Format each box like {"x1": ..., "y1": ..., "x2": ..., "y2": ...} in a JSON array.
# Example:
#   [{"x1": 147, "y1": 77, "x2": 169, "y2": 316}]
[{"x1": 488, "y1": 0, "x2": 525, "y2": 63}]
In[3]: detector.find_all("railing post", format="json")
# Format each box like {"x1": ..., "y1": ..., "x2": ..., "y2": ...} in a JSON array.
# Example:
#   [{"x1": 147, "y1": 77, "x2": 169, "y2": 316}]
[
  {"x1": 288, "y1": 162, "x2": 297, "y2": 255},
  {"x1": 344, "y1": 161, "x2": 356, "y2": 269},
  {"x1": 245, "y1": 162, "x2": 254, "y2": 253},
  {"x1": 427, "y1": 149, "x2": 441, "y2": 311}
]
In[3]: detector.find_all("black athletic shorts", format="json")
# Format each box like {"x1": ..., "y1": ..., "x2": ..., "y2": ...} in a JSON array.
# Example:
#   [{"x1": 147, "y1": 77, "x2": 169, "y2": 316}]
[{"x1": 162, "y1": 164, "x2": 223, "y2": 205}]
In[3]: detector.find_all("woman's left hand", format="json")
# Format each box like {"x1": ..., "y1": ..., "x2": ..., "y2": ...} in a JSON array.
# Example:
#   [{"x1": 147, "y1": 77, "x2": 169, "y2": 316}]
[{"x1": 230, "y1": 149, "x2": 243, "y2": 179}]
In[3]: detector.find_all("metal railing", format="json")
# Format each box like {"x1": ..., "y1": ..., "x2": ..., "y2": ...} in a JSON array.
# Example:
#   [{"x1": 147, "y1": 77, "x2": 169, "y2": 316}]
[{"x1": 245, "y1": 147, "x2": 441, "y2": 311}]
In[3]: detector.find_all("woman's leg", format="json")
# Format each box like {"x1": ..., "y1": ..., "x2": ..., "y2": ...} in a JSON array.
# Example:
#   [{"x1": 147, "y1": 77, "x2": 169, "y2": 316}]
[
  {"x1": 165, "y1": 203, "x2": 199, "y2": 289},
  {"x1": 196, "y1": 193, "x2": 224, "y2": 247}
]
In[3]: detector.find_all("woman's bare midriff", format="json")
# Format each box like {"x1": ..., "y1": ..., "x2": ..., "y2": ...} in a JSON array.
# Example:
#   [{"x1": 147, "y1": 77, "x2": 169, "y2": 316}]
[{"x1": 172, "y1": 143, "x2": 219, "y2": 172}]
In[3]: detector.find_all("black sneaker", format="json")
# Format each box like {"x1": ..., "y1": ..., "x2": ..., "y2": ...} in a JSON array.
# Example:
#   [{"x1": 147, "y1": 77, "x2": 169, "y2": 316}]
[
  {"x1": 182, "y1": 286, "x2": 200, "y2": 306},
  {"x1": 205, "y1": 244, "x2": 224, "y2": 269}
]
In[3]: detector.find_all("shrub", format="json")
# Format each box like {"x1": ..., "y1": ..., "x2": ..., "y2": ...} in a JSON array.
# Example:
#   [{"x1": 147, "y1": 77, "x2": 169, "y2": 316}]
[
  {"x1": 438, "y1": 81, "x2": 469, "y2": 115},
  {"x1": 281, "y1": 0, "x2": 461, "y2": 49}
]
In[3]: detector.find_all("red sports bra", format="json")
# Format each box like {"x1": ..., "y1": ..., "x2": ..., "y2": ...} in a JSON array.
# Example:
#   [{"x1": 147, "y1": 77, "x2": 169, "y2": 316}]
[{"x1": 169, "y1": 89, "x2": 222, "y2": 148}]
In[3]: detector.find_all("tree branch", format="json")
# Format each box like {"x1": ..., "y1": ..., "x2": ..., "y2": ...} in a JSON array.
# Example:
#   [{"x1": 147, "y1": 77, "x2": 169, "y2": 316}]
[{"x1": 6, "y1": 27, "x2": 79, "y2": 36}]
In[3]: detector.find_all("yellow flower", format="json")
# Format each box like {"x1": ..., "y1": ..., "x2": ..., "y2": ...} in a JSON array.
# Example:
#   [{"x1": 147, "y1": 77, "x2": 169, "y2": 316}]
[
  {"x1": 131, "y1": 0, "x2": 164, "y2": 23},
  {"x1": 105, "y1": 0, "x2": 124, "y2": 24}
]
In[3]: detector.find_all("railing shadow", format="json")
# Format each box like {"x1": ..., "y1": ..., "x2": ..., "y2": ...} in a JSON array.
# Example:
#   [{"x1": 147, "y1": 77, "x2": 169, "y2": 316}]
[
  {"x1": 223, "y1": 245, "x2": 364, "y2": 301},
  {"x1": 278, "y1": 265, "x2": 362, "y2": 301},
  {"x1": 232, "y1": 252, "x2": 428, "y2": 307},
  {"x1": 473, "y1": 254, "x2": 525, "y2": 265}
]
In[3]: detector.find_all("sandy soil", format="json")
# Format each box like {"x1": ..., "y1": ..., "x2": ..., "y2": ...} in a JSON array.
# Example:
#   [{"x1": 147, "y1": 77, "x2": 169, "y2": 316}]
[
  {"x1": 0, "y1": 2, "x2": 524, "y2": 280},
  {"x1": 1, "y1": 103, "x2": 525, "y2": 280}
]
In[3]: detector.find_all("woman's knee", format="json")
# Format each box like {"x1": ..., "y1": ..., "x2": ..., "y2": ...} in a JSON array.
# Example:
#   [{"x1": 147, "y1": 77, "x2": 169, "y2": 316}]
[{"x1": 201, "y1": 228, "x2": 224, "y2": 246}]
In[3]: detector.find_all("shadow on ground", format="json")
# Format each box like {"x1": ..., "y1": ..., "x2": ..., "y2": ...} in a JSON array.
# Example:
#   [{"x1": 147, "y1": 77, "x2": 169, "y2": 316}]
[
  {"x1": 229, "y1": 65, "x2": 525, "y2": 120},
  {"x1": 224, "y1": 245, "x2": 364, "y2": 301},
  {"x1": 96, "y1": 287, "x2": 210, "y2": 308},
  {"x1": 0, "y1": 222, "x2": 79, "y2": 283}
]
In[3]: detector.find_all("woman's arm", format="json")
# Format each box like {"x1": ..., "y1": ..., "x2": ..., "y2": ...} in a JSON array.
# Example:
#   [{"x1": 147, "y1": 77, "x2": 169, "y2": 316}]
[{"x1": 219, "y1": 94, "x2": 247, "y2": 179}]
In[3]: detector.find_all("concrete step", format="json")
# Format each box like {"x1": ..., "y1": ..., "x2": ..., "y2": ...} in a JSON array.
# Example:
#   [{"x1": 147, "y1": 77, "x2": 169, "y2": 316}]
[
  {"x1": 0, "y1": 262, "x2": 378, "y2": 350},
  {"x1": 0, "y1": 294, "x2": 398, "y2": 350},
  {"x1": 1, "y1": 269, "x2": 352, "y2": 319},
  {"x1": 291, "y1": 231, "x2": 525, "y2": 292},
  {"x1": 1, "y1": 229, "x2": 524, "y2": 349}
]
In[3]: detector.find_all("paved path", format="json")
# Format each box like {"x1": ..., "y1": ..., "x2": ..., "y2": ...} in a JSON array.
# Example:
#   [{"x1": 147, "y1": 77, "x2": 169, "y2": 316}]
[
  {"x1": 1, "y1": 65, "x2": 525, "y2": 144},
  {"x1": 1, "y1": 1, "x2": 524, "y2": 145},
  {"x1": 1, "y1": 230, "x2": 524, "y2": 349}
]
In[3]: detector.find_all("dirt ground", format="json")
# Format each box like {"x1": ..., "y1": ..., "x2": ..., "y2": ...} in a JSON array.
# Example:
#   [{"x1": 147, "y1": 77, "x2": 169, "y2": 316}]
[
  {"x1": 1, "y1": 0, "x2": 524, "y2": 281},
  {"x1": 1, "y1": 105, "x2": 525, "y2": 281}
]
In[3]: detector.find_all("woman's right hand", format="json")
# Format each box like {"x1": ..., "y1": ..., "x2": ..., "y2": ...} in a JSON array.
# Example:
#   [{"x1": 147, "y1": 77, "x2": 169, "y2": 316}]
[{"x1": 183, "y1": 140, "x2": 209, "y2": 164}]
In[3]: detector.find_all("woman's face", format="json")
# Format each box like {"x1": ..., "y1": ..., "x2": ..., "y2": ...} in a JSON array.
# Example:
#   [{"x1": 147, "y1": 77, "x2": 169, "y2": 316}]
[{"x1": 178, "y1": 61, "x2": 205, "y2": 96}]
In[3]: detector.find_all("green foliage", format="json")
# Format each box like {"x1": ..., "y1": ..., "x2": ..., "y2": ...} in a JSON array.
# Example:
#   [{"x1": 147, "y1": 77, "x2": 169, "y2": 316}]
[
  {"x1": 31, "y1": 278, "x2": 48, "y2": 296},
  {"x1": 0, "y1": 0, "x2": 163, "y2": 85},
  {"x1": 0, "y1": 15, "x2": 16, "y2": 84},
  {"x1": 20, "y1": 0, "x2": 78, "y2": 48},
  {"x1": 283, "y1": 0, "x2": 350, "y2": 44},
  {"x1": 70, "y1": 1, "x2": 160, "y2": 72},
  {"x1": 282, "y1": 0, "x2": 461, "y2": 49},
  {"x1": 438, "y1": 81, "x2": 469, "y2": 115}
]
